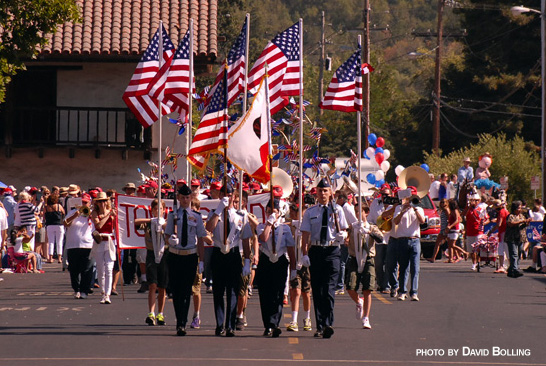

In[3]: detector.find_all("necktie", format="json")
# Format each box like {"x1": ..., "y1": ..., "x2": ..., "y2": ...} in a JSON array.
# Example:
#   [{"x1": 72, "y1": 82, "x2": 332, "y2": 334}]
[
  {"x1": 181, "y1": 209, "x2": 188, "y2": 247},
  {"x1": 320, "y1": 206, "x2": 328, "y2": 243}
]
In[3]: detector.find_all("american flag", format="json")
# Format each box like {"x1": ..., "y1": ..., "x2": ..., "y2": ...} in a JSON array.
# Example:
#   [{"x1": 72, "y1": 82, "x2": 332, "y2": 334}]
[
  {"x1": 164, "y1": 30, "x2": 195, "y2": 118},
  {"x1": 187, "y1": 69, "x2": 229, "y2": 169},
  {"x1": 248, "y1": 22, "x2": 301, "y2": 115},
  {"x1": 320, "y1": 44, "x2": 363, "y2": 113},
  {"x1": 123, "y1": 24, "x2": 175, "y2": 127},
  {"x1": 208, "y1": 17, "x2": 247, "y2": 108}
]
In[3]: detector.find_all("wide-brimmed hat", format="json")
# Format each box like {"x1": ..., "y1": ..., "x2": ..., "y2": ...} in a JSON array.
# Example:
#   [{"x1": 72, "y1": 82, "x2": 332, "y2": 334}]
[
  {"x1": 94, "y1": 192, "x2": 109, "y2": 201},
  {"x1": 68, "y1": 184, "x2": 80, "y2": 194},
  {"x1": 463, "y1": 157, "x2": 471, "y2": 163},
  {"x1": 123, "y1": 182, "x2": 136, "y2": 191},
  {"x1": 60, "y1": 187, "x2": 69, "y2": 194}
]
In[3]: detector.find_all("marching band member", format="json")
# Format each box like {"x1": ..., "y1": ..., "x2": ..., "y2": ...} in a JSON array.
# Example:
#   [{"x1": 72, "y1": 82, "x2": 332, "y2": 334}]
[
  {"x1": 164, "y1": 184, "x2": 206, "y2": 336},
  {"x1": 91, "y1": 192, "x2": 117, "y2": 304},
  {"x1": 346, "y1": 204, "x2": 383, "y2": 329},
  {"x1": 286, "y1": 202, "x2": 312, "y2": 332},
  {"x1": 134, "y1": 199, "x2": 168, "y2": 326},
  {"x1": 301, "y1": 178, "x2": 349, "y2": 339},
  {"x1": 206, "y1": 185, "x2": 252, "y2": 337},
  {"x1": 253, "y1": 198, "x2": 296, "y2": 337}
]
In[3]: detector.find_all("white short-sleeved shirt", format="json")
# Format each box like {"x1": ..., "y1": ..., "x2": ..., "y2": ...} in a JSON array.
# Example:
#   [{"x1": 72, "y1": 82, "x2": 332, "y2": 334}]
[
  {"x1": 301, "y1": 203, "x2": 348, "y2": 244},
  {"x1": 429, "y1": 181, "x2": 440, "y2": 200},
  {"x1": 65, "y1": 209, "x2": 94, "y2": 249},
  {"x1": 391, "y1": 206, "x2": 424, "y2": 238}
]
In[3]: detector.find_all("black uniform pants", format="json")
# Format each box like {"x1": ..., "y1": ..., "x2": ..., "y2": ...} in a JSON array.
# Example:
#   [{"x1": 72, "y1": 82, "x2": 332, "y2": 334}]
[
  {"x1": 167, "y1": 252, "x2": 198, "y2": 327},
  {"x1": 211, "y1": 247, "x2": 242, "y2": 330},
  {"x1": 256, "y1": 252, "x2": 288, "y2": 330},
  {"x1": 67, "y1": 248, "x2": 93, "y2": 294},
  {"x1": 308, "y1": 245, "x2": 340, "y2": 331}
]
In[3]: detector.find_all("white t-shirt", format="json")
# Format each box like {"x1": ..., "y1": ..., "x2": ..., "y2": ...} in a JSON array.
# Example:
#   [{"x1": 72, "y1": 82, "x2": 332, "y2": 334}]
[
  {"x1": 14, "y1": 236, "x2": 24, "y2": 253},
  {"x1": 392, "y1": 205, "x2": 424, "y2": 238},
  {"x1": 0, "y1": 208, "x2": 8, "y2": 247},
  {"x1": 429, "y1": 181, "x2": 440, "y2": 200},
  {"x1": 65, "y1": 209, "x2": 94, "y2": 249},
  {"x1": 342, "y1": 202, "x2": 358, "y2": 226},
  {"x1": 447, "y1": 181, "x2": 457, "y2": 199},
  {"x1": 529, "y1": 210, "x2": 544, "y2": 222}
]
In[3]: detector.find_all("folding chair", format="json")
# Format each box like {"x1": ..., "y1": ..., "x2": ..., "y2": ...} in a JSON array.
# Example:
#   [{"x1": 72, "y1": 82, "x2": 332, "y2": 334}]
[{"x1": 7, "y1": 247, "x2": 30, "y2": 273}]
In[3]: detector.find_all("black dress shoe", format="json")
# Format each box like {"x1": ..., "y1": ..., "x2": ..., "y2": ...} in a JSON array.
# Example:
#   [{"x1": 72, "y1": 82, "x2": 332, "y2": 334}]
[
  {"x1": 263, "y1": 328, "x2": 273, "y2": 337},
  {"x1": 314, "y1": 330, "x2": 323, "y2": 338},
  {"x1": 523, "y1": 266, "x2": 537, "y2": 273},
  {"x1": 514, "y1": 271, "x2": 524, "y2": 278},
  {"x1": 176, "y1": 326, "x2": 187, "y2": 336},
  {"x1": 272, "y1": 327, "x2": 282, "y2": 338},
  {"x1": 215, "y1": 327, "x2": 226, "y2": 336},
  {"x1": 322, "y1": 326, "x2": 334, "y2": 339},
  {"x1": 225, "y1": 329, "x2": 235, "y2": 337}
]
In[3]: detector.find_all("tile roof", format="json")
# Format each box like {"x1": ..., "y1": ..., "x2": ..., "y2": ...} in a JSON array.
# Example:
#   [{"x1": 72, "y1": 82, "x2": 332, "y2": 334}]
[{"x1": 39, "y1": 0, "x2": 217, "y2": 58}]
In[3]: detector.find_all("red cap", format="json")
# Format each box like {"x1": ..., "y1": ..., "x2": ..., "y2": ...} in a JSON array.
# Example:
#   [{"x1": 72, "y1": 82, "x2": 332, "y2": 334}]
[
  {"x1": 81, "y1": 193, "x2": 92, "y2": 203},
  {"x1": 88, "y1": 189, "x2": 99, "y2": 198},
  {"x1": 249, "y1": 182, "x2": 261, "y2": 190},
  {"x1": 203, "y1": 189, "x2": 210, "y2": 195},
  {"x1": 408, "y1": 186, "x2": 418, "y2": 196},
  {"x1": 2, "y1": 187, "x2": 12, "y2": 195},
  {"x1": 272, "y1": 185, "x2": 283, "y2": 198},
  {"x1": 147, "y1": 181, "x2": 158, "y2": 189},
  {"x1": 191, "y1": 179, "x2": 200, "y2": 187},
  {"x1": 380, "y1": 183, "x2": 390, "y2": 191},
  {"x1": 310, "y1": 187, "x2": 317, "y2": 195},
  {"x1": 137, "y1": 186, "x2": 146, "y2": 193},
  {"x1": 176, "y1": 179, "x2": 187, "y2": 186},
  {"x1": 211, "y1": 182, "x2": 222, "y2": 190},
  {"x1": 29, "y1": 187, "x2": 39, "y2": 194},
  {"x1": 392, "y1": 187, "x2": 401, "y2": 195}
]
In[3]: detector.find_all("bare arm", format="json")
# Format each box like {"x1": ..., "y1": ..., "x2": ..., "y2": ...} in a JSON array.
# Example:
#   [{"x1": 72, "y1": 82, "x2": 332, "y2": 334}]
[{"x1": 301, "y1": 231, "x2": 310, "y2": 255}]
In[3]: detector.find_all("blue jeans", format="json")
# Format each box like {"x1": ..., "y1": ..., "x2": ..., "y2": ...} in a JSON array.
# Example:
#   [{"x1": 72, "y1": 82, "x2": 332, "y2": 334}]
[
  {"x1": 386, "y1": 237, "x2": 400, "y2": 291},
  {"x1": 398, "y1": 238, "x2": 421, "y2": 296},
  {"x1": 506, "y1": 240, "x2": 522, "y2": 274},
  {"x1": 336, "y1": 245, "x2": 349, "y2": 290}
]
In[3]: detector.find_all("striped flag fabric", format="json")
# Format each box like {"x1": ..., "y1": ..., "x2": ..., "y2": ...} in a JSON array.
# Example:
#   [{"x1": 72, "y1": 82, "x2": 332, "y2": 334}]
[
  {"x1": 319, "y1": 44, "x2": 363, "y2": 113},
  {"x1": 247, "y1": 22, "x2": 301, "y2": 115},
  {"x1": 187, "y1": 69, "x2": 229, "y2": 169},
  {"x1": 122, "y1": 24, "x2": 175, "y2": 127},
  {"x1": 209, "y1": 17, "x2": 247, "y2": 108},
  {"x1": 164, "y1": 30, "x2": 194, "y2": 117}
]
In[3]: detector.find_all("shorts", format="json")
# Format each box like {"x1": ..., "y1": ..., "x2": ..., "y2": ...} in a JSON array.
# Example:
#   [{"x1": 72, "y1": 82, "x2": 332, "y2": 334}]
[
  {"x1": 35, "y1": 227, "x2": 46, "y2": 242},
  {"x1": 145, "y1": 250, "x2": 168, "y2": 288},
  {"x1": 345, "y1": 255, "x2": 376, "y2": 292},
  {"x1": 192, "y1": 270, "x2": 202, "y2": 295},
  {"x1": 289, "y1": 266, "x2": 311, "y2": 292},
  {"x1": 136, "y1": 248, "x2": 147, "y2": 264},
  {"x1": 466, "y1": 236, "x2": 479, "y2": 253},
  {"x1": 14, "y1": 252, "x2": 30, "y2": 260},
  {"x1": 239, "y1": 273, "x2": 250, "y2": 297},
  {"x1": 447, "y1": 231, "x2": 459, "y2": 241}
]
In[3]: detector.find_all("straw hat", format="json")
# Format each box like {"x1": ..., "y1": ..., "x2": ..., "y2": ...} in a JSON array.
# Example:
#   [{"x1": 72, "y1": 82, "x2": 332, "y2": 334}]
[
  {"x1": 94, "y1": 192, "x2": 109, "y2": 201},
  {"x1": 68, "y1": 184, "x2": 80, "y2": 195},
  {"x1": 123, "y1": 182, "x2": 136, "y2": 191}
]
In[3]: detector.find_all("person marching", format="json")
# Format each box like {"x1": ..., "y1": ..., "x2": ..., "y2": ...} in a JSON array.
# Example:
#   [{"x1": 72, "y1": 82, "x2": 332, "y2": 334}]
[
  {"x1": 91, "y1": 192, "x2": 117, "y2": 304},
  {"x1": 206, "y1": 185, "x2": 252, "y2": 337},
  {"x1": 164, "y1": 184, "x2": 207, "y2": 336},
  {"x1": 253, "y1": 198, "x2": 297, "y2": 337},
  {"x1": 346, "y1": 204, "x2": 383, "y2": 329},
  {"x1": 134, "y1": 199, "x2": 168, "y2": 326},
  {"x1": 286, "y1": 202, "x2": 312, "y2": 332},
  {"x1": 301, "y1": 178, "x2": 349, "y2": 339}
]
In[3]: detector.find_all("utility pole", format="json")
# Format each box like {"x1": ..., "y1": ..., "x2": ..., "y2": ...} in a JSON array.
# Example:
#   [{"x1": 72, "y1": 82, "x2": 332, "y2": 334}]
[
  {"x1": 319, "y1": 11, "x2": 325, "y2": 119},
  {"x1": 432, "y1": 0, "x2": 445, "y2": 156},
  {"x1": 363, "y1": 0, "x2": 370, "y2": 149}
]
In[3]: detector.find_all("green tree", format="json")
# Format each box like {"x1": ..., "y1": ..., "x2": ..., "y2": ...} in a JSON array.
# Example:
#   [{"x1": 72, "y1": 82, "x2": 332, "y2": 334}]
[
  {"x1": 423, "y1": 134, "x2": 541, "y2": 202},
  {"x1": 0, "y1": 0, "x2": 80, "y2": 103}
]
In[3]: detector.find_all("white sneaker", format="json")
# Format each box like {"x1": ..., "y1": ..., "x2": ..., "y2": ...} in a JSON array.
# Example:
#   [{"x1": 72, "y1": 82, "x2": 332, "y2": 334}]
[
  {"x1": 355, "y1": 298, "x2": 364, "y2": 319},
  {"x1": 471, "y1": 264, "x2": 477, "y2": 271},
  {"x1": 80, "y1": 292, "x2": 88, "y2": 299},
  {"x1": 410, "y1": 294, "x2": 419, "y2": 301},
  {"x1": 362, "y1": 317, "x2": 371, "y2": 329},
  {"x1": 74, "y1": 292, "x2": 81, "y2": 299},
  {"x1": 398, "y1": 293, "x2": 407, "y2": 301},
  {"x1": 104, "y1": 295, "x2": 111, "y2": 304},
  {"x1": 100, "y1": 295, "x2": 106, "y2": 304}
]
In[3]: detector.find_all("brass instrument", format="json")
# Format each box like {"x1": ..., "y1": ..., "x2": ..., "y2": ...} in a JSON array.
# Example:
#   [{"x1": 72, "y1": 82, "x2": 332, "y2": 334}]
[
  {"x1": 397, "y1": 166, "x2": 431, "y2": 199},
  {"x1": 78, "y1": 205, "x2": 91, "y2": 217},
  {"x1": 265, "y1": 167, "x2": 294, "y2": 199},
  {"x1": 376, "y1": 215, "x2": 393, "y2": 232}
]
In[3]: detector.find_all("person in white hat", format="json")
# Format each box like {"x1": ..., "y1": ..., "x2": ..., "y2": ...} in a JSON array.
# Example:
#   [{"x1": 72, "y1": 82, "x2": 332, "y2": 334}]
[{"x1": 458, "y1": 157, "x2": 474, "y2": 184}]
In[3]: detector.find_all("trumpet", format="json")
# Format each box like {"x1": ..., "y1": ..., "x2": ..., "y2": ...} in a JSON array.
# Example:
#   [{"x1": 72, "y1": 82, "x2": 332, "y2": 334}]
[{"x1": 78, "y1": 205, "x2": 91, "y2": 217}]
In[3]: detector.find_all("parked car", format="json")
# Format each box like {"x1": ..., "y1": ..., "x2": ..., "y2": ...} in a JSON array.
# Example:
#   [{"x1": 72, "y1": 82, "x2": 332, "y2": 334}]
[{"x1": 415, "y1": 194, "x2": 441, "y2": 259}]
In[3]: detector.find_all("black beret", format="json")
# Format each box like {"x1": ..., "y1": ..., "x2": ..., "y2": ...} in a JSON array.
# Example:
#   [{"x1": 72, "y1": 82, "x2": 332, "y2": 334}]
[
  {"x1": 316, "y1": 178, "x2": 330, "y2": 188},
  {"x1": 221, "y1": 184, "x2": 234, "y2": 194},
  {"x1": 177, "y1": 184, "x2": 192, "y2": 196},
  {"x1": 267, "y1": 198, "x2": 280, "y2": 210}
]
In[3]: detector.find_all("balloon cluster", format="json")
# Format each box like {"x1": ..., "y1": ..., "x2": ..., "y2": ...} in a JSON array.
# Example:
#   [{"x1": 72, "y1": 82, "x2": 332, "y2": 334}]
[
  {"x1": 392, "y1": 162, "x2": 430, "y2": 178},
  {"x1": 364, "y1": 133, "x2": 391, "y2": 187}
]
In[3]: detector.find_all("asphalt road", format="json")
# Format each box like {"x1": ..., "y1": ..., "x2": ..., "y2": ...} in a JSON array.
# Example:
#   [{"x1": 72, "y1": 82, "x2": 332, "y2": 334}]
[{"x1": 1, "y1": 258, "x2": 545, "y2": 366}]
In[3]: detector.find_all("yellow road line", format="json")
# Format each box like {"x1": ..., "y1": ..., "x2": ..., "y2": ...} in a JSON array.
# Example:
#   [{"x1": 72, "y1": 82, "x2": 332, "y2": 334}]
[
  {"x1": 373, "y1": 292, "x2": 392, "y2": 304},
  {"x1": 292, "y1": 353, "x2": 304, "y2": 360},
  {"x1": 288, "y1": 337, "x2": 298, "y2": 344},
  {"x1": 283, "y1": 313, "x2": 291, "y2": 318}
]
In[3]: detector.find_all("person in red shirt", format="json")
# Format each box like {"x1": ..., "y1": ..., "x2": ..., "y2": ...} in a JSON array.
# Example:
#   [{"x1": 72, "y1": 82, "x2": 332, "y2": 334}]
[
  {"x1": 464, "y1": 193, "x2": 489, "y2": 271},
  {"x1": 490, "y1": 200, "x2": 509, "y2": 273}
]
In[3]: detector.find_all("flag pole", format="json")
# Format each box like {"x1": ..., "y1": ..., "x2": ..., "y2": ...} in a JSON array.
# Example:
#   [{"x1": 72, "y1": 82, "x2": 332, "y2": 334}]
[
  {"x1": 264, "y1": 64, "x2": 276, "y2": 255},
  {"x1": 297, "y1": 18, "x2": 304, "y2": 262},
  {"x1": 222, "y1": 62, "x2": 229, "y2": 252},
  {"x1": 238, "y1": 14, "x2": 250, "y2": 210},
  {"x1": 188, "y1": 19, "x2": 194, "y2": 182},
  {"x1": 158, "y1": 21, "x2": 163, "y2": 206},
  {"x1": 357, "y1": 35, "x2": 363, "y2": 225}
]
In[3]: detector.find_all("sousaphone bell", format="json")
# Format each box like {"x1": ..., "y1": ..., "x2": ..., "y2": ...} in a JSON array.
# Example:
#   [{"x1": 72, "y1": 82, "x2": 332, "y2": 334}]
[
  {"x1": 265, "y1": 167, "x2": 294, "y2": 199},
  {"x1": 397, "y1": 166, "x2": 431, "y2": 199}
]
